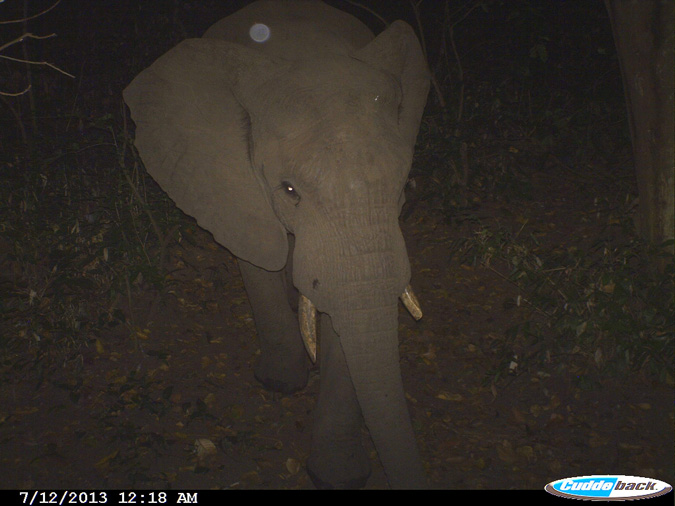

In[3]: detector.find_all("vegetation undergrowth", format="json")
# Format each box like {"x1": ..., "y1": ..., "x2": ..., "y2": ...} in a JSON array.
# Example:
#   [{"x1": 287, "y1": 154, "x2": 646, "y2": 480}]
[
  {"x1": 410, "y1": 0, "x2": 673, "y2": 384},
  {"x1": 0, "y1": 118, "x2": 183, "y2": 379},
  {"x1": 452, "y1": 219, "x2": 673, "y2": 383}
]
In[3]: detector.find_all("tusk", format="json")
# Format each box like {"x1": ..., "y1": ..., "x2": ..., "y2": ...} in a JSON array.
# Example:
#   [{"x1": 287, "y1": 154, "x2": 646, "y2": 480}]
[
  {"x1": 400, "y1": 284, "x2": 423, "y2": 320},
  {"x1": 299, "y1": 294, "x2": 317, "y2": 363}
]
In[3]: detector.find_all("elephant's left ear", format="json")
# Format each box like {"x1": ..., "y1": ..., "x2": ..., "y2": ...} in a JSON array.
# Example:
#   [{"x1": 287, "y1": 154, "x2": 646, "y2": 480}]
[{"x1": 353, "y1": 21, "x2": 430, "y2": 147}]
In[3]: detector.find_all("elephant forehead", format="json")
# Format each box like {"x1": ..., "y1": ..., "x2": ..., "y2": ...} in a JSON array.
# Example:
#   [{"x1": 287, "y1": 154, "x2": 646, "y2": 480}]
[
  {"x1": 258, "y1": 58, "x2": 400, "y2": 122},
  {"x1": 335, "y1": 164, "x2": 406, "y2": 200},
  {"x1": 283, "y1": 126, "x2": 410, "y2": 178},
  {"x1": 309, "y1": 141, "x2": 410, "y2": 205},
  {"x1": 293, "y1": 56, "x2": 397, "y2": 92}
]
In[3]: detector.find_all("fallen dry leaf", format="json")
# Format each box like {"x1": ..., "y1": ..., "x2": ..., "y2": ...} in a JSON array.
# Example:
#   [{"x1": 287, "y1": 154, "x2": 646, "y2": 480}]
[
  {"x1": 437, "y1": 391, "x2": 464, "y2": 402},
  {"x1": 194, "y1": 438, "x2": 216, "y2": 459},
  {"x1": 286, "y1": 458, "x2": 301, "y2": 475}
]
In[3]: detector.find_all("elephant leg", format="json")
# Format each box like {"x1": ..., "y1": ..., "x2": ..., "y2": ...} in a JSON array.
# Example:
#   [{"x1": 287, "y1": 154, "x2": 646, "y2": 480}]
[
  {"x1": 307, "y1": 313, "x2": 371, "y2": 489},
  {"x1": 238, "y1": 259, "x2": 309, "y2": 393}
]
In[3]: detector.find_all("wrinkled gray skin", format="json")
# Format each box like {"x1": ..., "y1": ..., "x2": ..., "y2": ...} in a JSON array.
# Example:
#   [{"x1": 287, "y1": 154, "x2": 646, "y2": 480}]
[{"x1": 123, "y1": 0, "x2": 429, "y2": 489}]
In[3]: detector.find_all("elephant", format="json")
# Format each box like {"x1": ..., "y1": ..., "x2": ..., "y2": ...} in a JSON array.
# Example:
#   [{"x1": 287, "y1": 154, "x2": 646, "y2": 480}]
[{"x1": 123, "y1": 0, "x2": 430, "y2": 489}]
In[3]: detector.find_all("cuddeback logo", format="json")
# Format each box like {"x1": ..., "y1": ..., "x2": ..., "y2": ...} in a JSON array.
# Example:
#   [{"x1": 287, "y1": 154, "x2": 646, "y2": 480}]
[{"x1": 545, "y1": 475, "x2": 672, "y2": 500}]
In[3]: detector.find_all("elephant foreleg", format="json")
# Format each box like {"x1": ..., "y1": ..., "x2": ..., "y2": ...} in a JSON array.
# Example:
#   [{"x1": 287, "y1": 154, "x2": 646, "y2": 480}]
[{"x1": 238, "y1": 259, "x2": 309, "y2": 393}]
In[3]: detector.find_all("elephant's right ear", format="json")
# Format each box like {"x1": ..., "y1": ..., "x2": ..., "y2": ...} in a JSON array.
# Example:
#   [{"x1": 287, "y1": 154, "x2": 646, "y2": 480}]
[{"x1": 123, "y1": 39, "x2": 288, "y2": 271}]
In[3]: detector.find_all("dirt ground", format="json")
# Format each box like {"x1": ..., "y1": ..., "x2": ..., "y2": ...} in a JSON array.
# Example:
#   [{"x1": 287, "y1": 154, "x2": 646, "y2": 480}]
[{"x1": 0, "y1": 168, "x2": 672, "y2": 490}]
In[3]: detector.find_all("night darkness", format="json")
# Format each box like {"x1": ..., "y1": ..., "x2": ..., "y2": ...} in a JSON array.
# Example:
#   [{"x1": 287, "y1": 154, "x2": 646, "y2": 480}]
[{"x1": 0, "y1": 0, "x2": 673, "y2": 492}]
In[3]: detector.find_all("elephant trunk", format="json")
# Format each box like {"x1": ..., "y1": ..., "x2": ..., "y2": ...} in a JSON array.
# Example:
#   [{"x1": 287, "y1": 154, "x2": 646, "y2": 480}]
[
  {"x1": 329, "y1": 296, "x2": 426, "y2": 488},
  {"x1": 293, "y1": 215, "x2": 426, "y2": 488}
]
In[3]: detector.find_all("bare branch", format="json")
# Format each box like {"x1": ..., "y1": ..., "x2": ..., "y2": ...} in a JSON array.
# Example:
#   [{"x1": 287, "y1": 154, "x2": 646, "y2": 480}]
[
  {"x1": 448, "y1": 0, "x2": 482, "y2": 122},
  {"x1": 0, "y1": 0, "x2": 62, "y2": 25},
  {"x1": 0, "y1": 53, "x2": 74, "y2": 78},
  {"x1": 344, "y1": 0, "x2": 389, "y2": 28},
  {"x1": 409, "y1": 0, "x2": 428, "y2": 56},
  {"x1": 409, "y1": 0, "x2": 446, "y2": 108},
  {"x1": 0, "y1": 32, "x2": 56, "y2": 53},
  {"x1": 0, "y1": 84, "x2": 31, "y2": 97}
]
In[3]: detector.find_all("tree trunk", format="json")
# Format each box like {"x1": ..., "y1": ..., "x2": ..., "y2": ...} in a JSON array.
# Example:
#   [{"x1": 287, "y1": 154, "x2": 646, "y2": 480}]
[{"x1": 604, "y1": 0, "x2": 674, "y2": 265}]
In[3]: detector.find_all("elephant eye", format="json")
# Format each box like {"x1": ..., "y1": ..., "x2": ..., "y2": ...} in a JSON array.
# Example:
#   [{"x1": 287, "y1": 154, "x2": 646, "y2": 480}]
[
  {"x1": 281, "y1": 181, "x2": 300, "y2": 203},
  {"x1": 282, "y1": 182, "x2": 296, "y2": 195}
]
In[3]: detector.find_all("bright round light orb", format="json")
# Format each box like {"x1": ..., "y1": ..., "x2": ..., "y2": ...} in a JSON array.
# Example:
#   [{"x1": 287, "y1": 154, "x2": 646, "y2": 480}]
[{"x1": 249, "y1": 23, "x2": 271, "y2": 43}]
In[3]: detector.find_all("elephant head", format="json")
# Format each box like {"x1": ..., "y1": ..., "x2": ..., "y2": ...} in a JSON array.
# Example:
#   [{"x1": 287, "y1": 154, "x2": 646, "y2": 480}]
[{"x1": 123, "y1": 0, "x2": 430, "y2": 489}]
